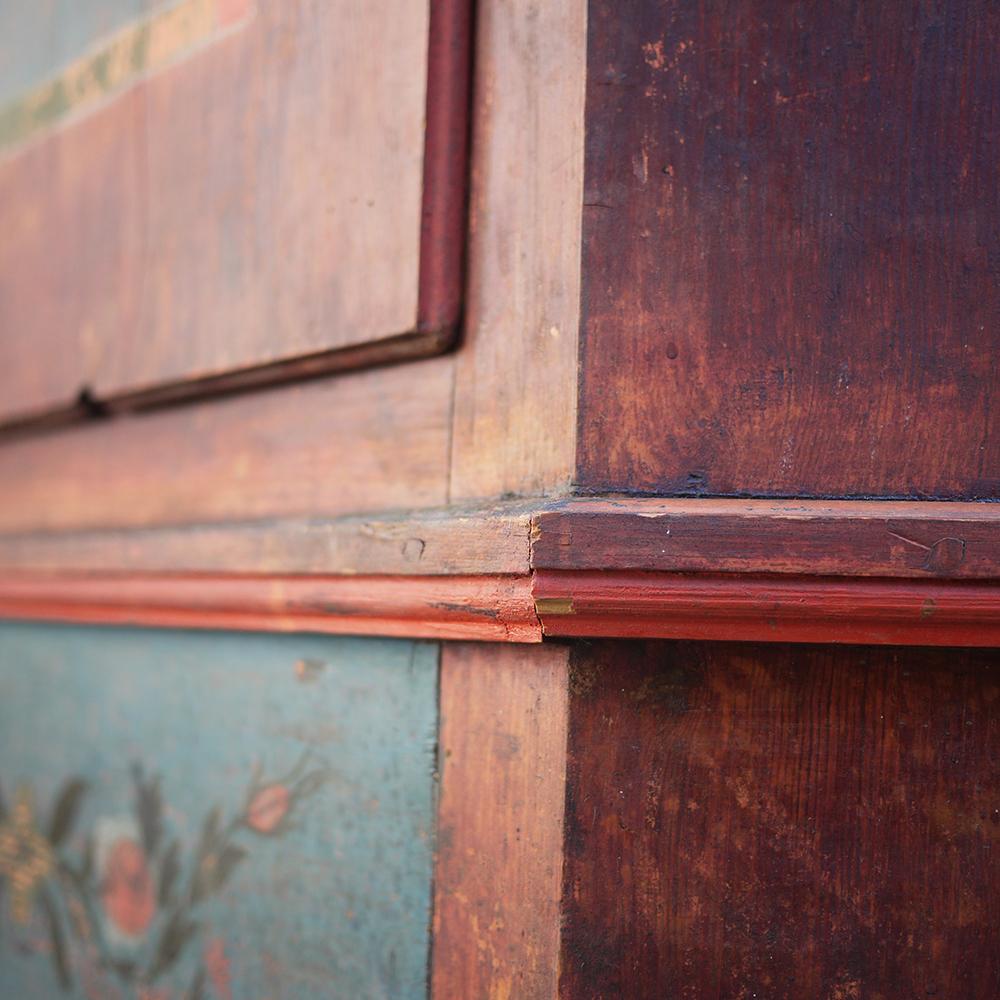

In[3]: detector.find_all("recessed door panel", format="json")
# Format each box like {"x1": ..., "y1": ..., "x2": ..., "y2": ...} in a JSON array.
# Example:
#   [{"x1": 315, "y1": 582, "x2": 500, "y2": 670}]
[{"x1": 0, "y1": 0, "x2": 468, "y2": 422}]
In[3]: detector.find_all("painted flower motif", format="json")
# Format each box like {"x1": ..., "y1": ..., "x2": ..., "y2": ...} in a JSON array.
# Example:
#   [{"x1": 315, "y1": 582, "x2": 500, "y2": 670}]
[
  {"x1": 245, "y1": 784, "x2": 291, "y2": 834},
  {"x1": 101, "y1": 836, "x2": 156, "y2": 938},
  {"x1": 0, "y1": 786, "x2": 55, "y2": 923}
]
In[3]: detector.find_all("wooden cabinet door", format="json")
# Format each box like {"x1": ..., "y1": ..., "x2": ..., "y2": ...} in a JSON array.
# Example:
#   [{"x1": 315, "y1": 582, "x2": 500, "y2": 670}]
[{"x1": 0, "y1": 0, "x2": 469, "y2": 423}]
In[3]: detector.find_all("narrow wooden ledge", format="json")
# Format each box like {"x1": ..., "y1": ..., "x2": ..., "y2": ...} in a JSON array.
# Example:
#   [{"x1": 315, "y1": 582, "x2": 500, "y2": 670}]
[
  {"x1": 0, "y1": 573, "x2": 542, "y2": 643},
  {"x1": 0, "y1": 497, "x2": 997, "y2": 645},
  {"x1": 532, "y1": 571, "x2": 1000, "y2": 646},
  {"x1": 532, "y1": 498, "x2": 1000, "y2": 578}
]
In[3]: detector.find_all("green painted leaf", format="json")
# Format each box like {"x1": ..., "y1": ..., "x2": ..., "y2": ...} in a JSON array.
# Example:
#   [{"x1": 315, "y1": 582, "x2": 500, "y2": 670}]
[
  {"x1": 148, "y1": 911, "x2": 200, "y2": 982},
  {"x1": 158, "y1": 839, "x2": 181, "y2": 908},
  {"x1": 213, "y1": 843, "x2": 248, "y2": 892},
  {"x1": 132, "y1": 764, "x2": 162, "y2": 857},
  {"x1": 191, "y1": 805, "x2": 222, "y2": 901},
  {"x1": 185, "y1": 965, "x2": 207, "y2": 1000},
  {"x1": 294, "y1": 769, "x2": 331, "y2": 800},
  {"x1": 80, "y1": 834, "x2": 95, "y2": 883},
  {"x1": 39, "y1": 888, "x2": 72, "y2": 991},
  {"x1": 48, "y1": 778, "x2": 87, "y2": 847}
]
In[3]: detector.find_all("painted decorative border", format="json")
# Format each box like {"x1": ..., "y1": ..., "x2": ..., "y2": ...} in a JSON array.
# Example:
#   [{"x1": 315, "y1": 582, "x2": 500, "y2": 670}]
[{"x1": 0, "y1": 0, "x2": 254, "y2": 157}]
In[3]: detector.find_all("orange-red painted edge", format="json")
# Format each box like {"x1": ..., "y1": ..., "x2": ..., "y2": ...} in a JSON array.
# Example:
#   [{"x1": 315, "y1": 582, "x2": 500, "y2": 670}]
[
  {"x1": 3, "y1": 569, "x2": 998, "y2": 646},
  {"x1": 0, "y1": 573, "x2": 542, "y2": 642},
  {"x1": 532, "y1": 570, "x2": 1000, "y2": 646}
]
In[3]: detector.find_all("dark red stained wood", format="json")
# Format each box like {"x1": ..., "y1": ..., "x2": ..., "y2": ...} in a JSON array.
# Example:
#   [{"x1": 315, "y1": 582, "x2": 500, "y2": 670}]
[
  {"x1": 534, "y1": 570, "x2": 1000, "y2": 646},
  {"x1": 417, "y1": 0, "x2": 473, "y2": 334},
  {"x1": 578, "y1": 0, "x2": 1000, "y2": 500},
  {"x1": 560, "y1": 640, "x2": 1000, "y2": 1000},
  {"x1": 0, "y1": 572, "x2": 541, "y2": 642},
  {"x1": 531, "y1": 499, "x2": 1000, "y2": 578}
]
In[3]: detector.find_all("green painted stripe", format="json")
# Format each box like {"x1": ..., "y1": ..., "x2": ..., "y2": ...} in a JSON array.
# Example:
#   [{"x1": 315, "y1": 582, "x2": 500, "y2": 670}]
[{"x1": 0, "y1": 0, "x2": 250, "y2": 153}]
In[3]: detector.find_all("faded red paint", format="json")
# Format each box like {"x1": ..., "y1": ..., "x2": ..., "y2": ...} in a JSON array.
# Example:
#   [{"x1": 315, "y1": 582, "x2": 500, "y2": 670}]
[
  {"x1": 246, "y1": 785, "x2": 290, "y2": 834},
  {"x1": 205, "y1": 937, "x2": 233, "y2": 1000},
  {"x1": 102, "y1": 838, "x2": 155, "y2": 937}
]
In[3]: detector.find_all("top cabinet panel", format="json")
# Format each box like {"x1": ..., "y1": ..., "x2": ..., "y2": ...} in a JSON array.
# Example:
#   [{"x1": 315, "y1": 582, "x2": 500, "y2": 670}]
[
  {"x1": 0, "y1": 0, "x2": 467, "y2": 421},
  {"x1": 577, "y1": 0, "x2": 999, "y2": 500}
]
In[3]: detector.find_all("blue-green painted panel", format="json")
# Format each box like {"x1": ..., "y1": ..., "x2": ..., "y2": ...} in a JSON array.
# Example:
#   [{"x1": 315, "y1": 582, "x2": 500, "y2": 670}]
[{"x1": 0, "y1": 623, "x2": 438, "y2": 999}]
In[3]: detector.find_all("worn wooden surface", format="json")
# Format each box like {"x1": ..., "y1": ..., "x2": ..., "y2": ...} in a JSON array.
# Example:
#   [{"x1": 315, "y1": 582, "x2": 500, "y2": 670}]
[
  {"x1": 560, "y1": 640, "x2": 1000, "y2": 999},
  {"x1": 534, "y1": 570, "x2": 1000, "y2": 646},
  {"x1": 0, "y1": 571, "x2": 541, "y2": 642},
  {"x1": 531, "y1": 499, "x2": 1000, "y2": 578},
  {"x1": 0, "y1": 0, "x2": 456, "y2": 422},
  {"x1": 577, "y1": 0, "x2": 1000, "y2": 499},
  {"x1": 433, "y1": 643, "x2": 569, "y2": 999},
  {"x1": 0, "y1": 623, "x2": 439, "y2": 998},
  {"x1": 448, "y1": 0, "x2": 586, "y2": 499},
  {"x1": 0, "y1": 502, "x2": 534, "y2": 575},
  {"x1": 0, "y1": 357, "x2": 453, "y2": 533}
]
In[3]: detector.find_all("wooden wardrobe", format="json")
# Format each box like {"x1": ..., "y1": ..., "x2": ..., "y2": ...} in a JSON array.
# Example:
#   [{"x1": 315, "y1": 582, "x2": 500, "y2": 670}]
[{"x1": 0, "y1": 1, "x2": 996, "y2": 997}]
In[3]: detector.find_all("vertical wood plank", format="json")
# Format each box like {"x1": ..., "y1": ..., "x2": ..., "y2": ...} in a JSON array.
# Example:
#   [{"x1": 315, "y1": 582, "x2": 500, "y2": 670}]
[
  {"x1": 448, "y1": 0, "x2": 587, "y2": 500},
  {"x1": 433, "y1": 642, "x2": 570, "y2": 999},
  {"x1": 559, "y1": 640, "x2": 1000, "y2": 999}
]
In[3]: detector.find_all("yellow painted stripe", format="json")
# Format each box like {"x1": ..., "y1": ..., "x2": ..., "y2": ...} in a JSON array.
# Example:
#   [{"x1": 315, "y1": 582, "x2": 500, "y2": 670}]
[{"x1": 0, "y1": 0, "x2": 251, "y2": 153}]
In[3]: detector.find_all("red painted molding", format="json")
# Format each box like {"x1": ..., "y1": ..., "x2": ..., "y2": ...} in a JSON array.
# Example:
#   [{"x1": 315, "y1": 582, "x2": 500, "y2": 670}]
[
  {"x1": 417, "y1": 0, "x2": 473, "y2": 334},
  {"x1": 0, "y1": 573, "x2": 541, "y2": 643},
  {"x1": 532, "y1": 570, "x2": 1000, "y2": 646},
  {"x1": 1, "y1": 500, "x2": 998, "y2": 645}
]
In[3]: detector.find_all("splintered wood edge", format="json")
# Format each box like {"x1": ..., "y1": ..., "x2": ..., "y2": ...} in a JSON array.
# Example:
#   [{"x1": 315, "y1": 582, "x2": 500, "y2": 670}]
[{"x1": 0, "y1": 498, "x2": 997, "y2": 643}]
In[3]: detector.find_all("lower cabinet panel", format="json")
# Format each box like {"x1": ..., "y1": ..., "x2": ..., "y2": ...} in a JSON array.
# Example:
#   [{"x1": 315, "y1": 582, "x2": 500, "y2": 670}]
[
  {"x1": 0, "y1": 623, "x2": 439, "y2": 999},
  {"x1": 560, "y1": 640, "x2": 1000, "y2": 1000}
]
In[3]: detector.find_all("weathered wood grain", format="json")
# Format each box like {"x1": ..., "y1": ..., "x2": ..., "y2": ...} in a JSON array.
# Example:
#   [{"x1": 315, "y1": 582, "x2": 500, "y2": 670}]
[
  {"x1": 0, "y1": 0, "x2": 463, "y2": 422},
  {"x1": 0, "y1": 572, "x2": 541, "y2": 642},
  {"x1": 0, "y1": 357, "x2": 453, "y2": 533},
  {"x1": 0, "y1": 502, "x2": 534, "y2": 575},
  {"x1": 534, "y1": 570, "x2": 1000, "y2": 646},
  {"x1": 448, "y1": 0, "x2": 586, "y2": 499},
  {"x1": 559, "y1": 640, "x2": 1000, "y2": 999},
  {"x1": 577, "y1": 0, "x2": 1000, "y2": 499},
  {"x1": 531, "y1": 499, "x2": 1000, "y2": 578},
  {"x1": 433, "y1": 643, "x2": 569, "y2": 999}
]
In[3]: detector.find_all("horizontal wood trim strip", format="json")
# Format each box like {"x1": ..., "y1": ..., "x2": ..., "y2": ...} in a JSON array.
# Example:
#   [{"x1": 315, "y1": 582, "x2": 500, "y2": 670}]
[
  {"x1": 0, "y1": 573, "x2": 542, "y2": 642},
  {"x1": 0, "y1": 503, "x2": 533, "y2": 575},
  {"x1": 0, "y1": 358, "x2": 455, "y2": 534},
  {"x1": 533, "y1": 570, "x2": 1000, "y2": 646},
  {"x1": 101, "y1": 329, "x2": 456, "y2": 417},
  {"x1": 532, "y1": 499, "x2": 1000, "y2": 578}
]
